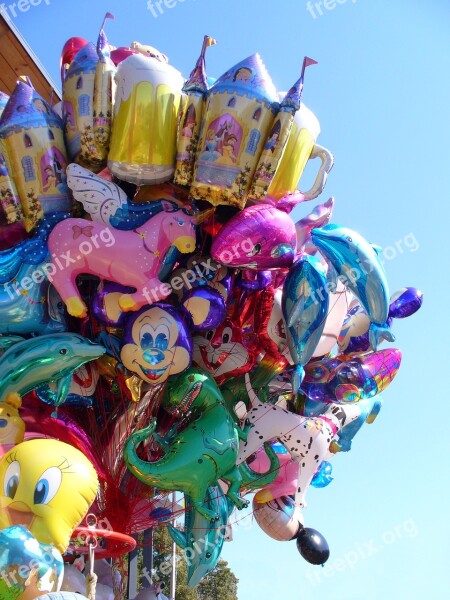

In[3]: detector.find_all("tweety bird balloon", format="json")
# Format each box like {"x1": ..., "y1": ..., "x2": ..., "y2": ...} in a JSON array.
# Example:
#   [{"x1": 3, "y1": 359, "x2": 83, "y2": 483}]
[{"x1": 0, "y1": 439, "x2": 98, "y2": 553}]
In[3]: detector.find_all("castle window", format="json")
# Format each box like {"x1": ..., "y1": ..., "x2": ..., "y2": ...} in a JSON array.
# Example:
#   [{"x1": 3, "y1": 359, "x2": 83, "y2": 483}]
[
  {"x1": 78, "y1": 94, "x2": 90, "y2": 117},
  {"x1": 246, "y1": 129, "x2": 261, "y2": 156},
  {"x1": 23, "y1": 134, "x2": 32, "y2": 148},
  {"x1": 252, "y1": 108, "x2": 262, "y2": 122},
  {"x1": 227, "y1": 97, "x2": 237, "y2": 108},
  {"x1": 48, "y1": 129, "x2": 55, "y2": 140},
  {"x1": 76, "y1": 77, "x2": 83, "y2": 90},
  {"x1": 22, "y1": 156, "x2": 36, "y2": 182}
]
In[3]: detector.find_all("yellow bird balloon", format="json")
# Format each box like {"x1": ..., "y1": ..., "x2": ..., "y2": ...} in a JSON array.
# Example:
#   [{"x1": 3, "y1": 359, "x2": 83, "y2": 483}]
[{"x1": 0, "y1": 439, "x2": 98, "y2": 553}]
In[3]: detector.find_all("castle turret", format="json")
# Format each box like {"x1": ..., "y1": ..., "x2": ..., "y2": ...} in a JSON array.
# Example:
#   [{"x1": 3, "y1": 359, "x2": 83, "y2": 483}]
[
  {"x1": 0, "y1": 138, "x2": 26, "y2": 249},
  {"x1": 173, "y1": 35, "x2": 217, "y2": 187},
  {"x1": 93, "y1": 13, "x2": 116, "y2": 159},
  {"x1": 63, "y1": 42, "x2": 98, "y2": 167},
  {"x1": 249, "y1": 57, "x2": 317, "y2": 200},
  {"x1": 0, "y1": 81, "x2": 70, "y2": 232},
  {"x1": 189, "y1": 53, "x2": 279, "y2": 209}
]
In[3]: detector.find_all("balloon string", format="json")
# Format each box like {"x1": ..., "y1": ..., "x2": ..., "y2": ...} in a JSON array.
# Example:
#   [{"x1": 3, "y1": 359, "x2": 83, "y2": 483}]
[{"x1": 86, "y1": 541, "x2": 97, "y2": 600}]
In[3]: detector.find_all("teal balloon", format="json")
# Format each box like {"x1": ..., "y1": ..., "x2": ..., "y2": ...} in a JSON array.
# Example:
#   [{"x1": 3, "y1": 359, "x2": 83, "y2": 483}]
[
  {"x1": 0, "y1": 214, "x2": 68, "y2": 336},
  {"x1": 0, "y1": 525, "x2": 63, "y2": 599},
  {"x1": 0, "y1": 333, "x2": 105, "y2": 413},
  {"x1": 282, "y1": 255, "x2": 329, "y2": 391},
  {"x1": 168, "y1": 484, "x2": 232, "y2": 588},
  {"x1": 311, "y1": 461, "x2": 333, "y2": 488}
]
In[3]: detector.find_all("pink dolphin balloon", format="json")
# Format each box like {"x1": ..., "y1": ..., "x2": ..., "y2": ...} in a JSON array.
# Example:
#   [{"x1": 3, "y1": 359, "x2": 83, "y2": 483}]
[{"x1": 211, "y1": 204, "x2": 297, "y2": 270}]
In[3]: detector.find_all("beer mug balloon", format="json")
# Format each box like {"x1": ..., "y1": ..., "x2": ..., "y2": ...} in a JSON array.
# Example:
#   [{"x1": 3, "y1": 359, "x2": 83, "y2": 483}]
[{"x1": 266, "y1": 100, "x2": 334, "y2": 202}]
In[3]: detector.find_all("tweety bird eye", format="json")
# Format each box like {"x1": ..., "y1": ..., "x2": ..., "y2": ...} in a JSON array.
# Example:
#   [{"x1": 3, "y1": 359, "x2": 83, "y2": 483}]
[
  {"x1": 34, "y1": 467, "x2": 62, "y2": 505},
  {"x1": 4, "y1": 461, "x2": 20, "y2": 500}
]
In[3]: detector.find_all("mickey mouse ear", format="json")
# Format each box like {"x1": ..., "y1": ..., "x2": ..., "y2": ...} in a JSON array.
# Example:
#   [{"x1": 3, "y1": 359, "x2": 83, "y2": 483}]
[{"x1": 182, "y1": 288, "x2": 226, "y2": 331}]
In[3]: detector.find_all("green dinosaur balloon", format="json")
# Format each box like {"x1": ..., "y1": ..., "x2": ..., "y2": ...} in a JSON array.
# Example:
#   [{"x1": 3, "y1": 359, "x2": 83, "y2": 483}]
[
  {"x1": 222, "y1": 354, "x2": 288, "y2": 421},
  {"x1": 123, "y1": 368, "x2": 278, "y2": 521}
]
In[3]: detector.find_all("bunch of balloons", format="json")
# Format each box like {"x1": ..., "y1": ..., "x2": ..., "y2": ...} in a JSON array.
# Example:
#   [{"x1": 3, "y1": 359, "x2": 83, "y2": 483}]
[{"x1": 0, "y1": 12, "x2": 423, "y2": 595}]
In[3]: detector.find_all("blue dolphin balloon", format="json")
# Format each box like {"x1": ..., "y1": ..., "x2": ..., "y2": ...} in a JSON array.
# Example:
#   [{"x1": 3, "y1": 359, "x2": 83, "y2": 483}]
[
  {"x1": 0, "y1": 214, "x2": 68, "y2": 336},
  {"x1": 311, "y1": 224, "x2": 394, "y2": 349},
  {"x1": 168, "y1": 484, "x2": 233, "y2": 588},
  {"x1": 282, "y1": 255, "x2": 329, "y2": 391}
]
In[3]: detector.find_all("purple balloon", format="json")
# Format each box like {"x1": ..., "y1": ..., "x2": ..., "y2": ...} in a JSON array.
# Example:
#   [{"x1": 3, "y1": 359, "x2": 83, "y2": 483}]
[
  {"x1": 182, "y1": 287, "x2": 226, "y2": 331},
  {"x1": 389, "y1": 287, "x2": 423, "y2": 319}
]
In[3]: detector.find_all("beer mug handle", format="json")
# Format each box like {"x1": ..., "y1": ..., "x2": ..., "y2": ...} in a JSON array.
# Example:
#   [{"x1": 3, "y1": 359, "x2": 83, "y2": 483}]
[{"x1": 299, "y1": 144, "x2": 334, "y2": 200}]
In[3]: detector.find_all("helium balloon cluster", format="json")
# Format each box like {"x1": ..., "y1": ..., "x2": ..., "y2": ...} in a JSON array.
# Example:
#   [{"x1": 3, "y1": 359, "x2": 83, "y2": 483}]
[{"x1": 0, "y1": 12, "x2": 423, "y2": 593}]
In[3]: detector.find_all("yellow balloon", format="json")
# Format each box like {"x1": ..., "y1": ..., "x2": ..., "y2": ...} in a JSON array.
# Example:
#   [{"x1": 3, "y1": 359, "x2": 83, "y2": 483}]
[{"x1": 0, "y1": 439, "x2": 98, "y2": 553}]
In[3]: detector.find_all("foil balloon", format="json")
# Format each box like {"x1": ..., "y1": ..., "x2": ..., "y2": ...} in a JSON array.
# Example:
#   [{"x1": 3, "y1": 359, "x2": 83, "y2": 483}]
[
  {"x1": 254, "y1": 287, "x2": 293, "y2": 363},
  {"x1": 124, "y1": 368, "x2": 270, "y2": 521},
  {"x1": 189, "y1": 53, "x2": 280, "y2": 208},
  {"x1": 0, "y1": 81, "x2": 70, "y2": 232},
  {"x1": 167, "y1": 484, "x2": 233, "y2": 588},
  {"x1": 311, "y1": 224, "x2": 394, "y2": 349},
  {"x1": 0, "y1": 216, "x2": 68, "y2": 336},
  {"x1": 0, "y1": 139, "x2": 27, "y2": 250},
  {"x1": 21, "y1": 401, "x2": 107, "y2": 482},
  {"x1": 193, "y1": 286, "x2": 260, "y2": 385},
  {"x1": 251, "y1": 443, "x2": 299, "y2": 503},
  {"x1": 296, "y1": 527, "x2": 330, "y2": 565},
  {"x1": 238, "y1": 386, "x2": 365, "y2": 509},
  {"x1": 249, "y1": 58, "x2": 322, "y2": 201},
  {"x1": 265, "y1": 99, "x2": 334, "y2": 203},
  {"x1": 0, "y1": 393, "x2": 25, "y2": 458},
  {"x1": 62, "y1": 15, "x2": 115, "y2": 172},
  {"x1": 48, "y1": 197, "x2": 196, "y2": 318},
  {"x1": 173, "y1": 35, "x2": 217, "y2": 188},
  {"x1": 0, "y1": 526, "x2": 64, "y2": 599},
  {"x1": 211, "y1": 204, "x2": 297, "y2": 270},
  {"x1": 302, "y1": 348, "x2": 402, "y2": 404},
  {"x1": 110, "y1": 46, "x2": 140, "y2": 66},
  {"x1": 295, "y1": 197, "x2": 334, "y2": 255},
  {"x1": 339, "y1": 288, "x2": 423, "y2": 353},
  {"x1": 0, "y1": 439, "x2": 99, "y2": 553},
  {"x1": 253, "y1": 496, "x2": 303, "y2": 542},
  {"x1": 108, "y1": 53, "x2": 184, "y2": 184},
  {"x1": 282, "y1": 254, "x2": 329, "y2": 391},
  {"x1": 61, "y1": 37, "x2": 89, "y2": 82},
  {"x1": 0, "y1": 333, "x2": 105, "y2": 414},
  {"x1": 182, "y1": 286, "x2": 226, "y2": 330},
  {"x1": 120, "y1": 304, "x2": 192, "y2": 385},
  {"x1": 311, "y1": 461, "x2": 333, "y2": 488}
]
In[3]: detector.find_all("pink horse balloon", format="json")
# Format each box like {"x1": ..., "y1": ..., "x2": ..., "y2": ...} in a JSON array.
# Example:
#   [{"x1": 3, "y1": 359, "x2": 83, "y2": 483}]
[{"x1": 48, "y1": 204, "x2": 197, "y2": 318}]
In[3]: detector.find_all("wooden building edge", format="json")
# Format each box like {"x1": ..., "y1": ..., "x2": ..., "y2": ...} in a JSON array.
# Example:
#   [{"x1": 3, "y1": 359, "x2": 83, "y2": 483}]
[{"x1": 0, "y1": 9, "x2": 61, "y2": 102}]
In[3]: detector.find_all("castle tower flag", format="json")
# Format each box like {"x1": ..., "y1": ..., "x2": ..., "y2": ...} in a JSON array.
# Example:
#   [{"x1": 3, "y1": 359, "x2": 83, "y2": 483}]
[
  {"x1": 173, "y1": 35, "x2": 217, "y2": 187},
  {"x1": 0, "y1": 80, "x2": 70, "y2": 232},
  {"x1": 249, "y1": 57, "x2": 317, "y2": 201},
  {"x1": 189, "y1": 53, "x2": 279, "y2": 209}
]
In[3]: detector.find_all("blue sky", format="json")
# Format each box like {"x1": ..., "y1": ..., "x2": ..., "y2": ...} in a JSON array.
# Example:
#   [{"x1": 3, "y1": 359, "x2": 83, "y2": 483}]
[{"x1": 7, "y1": 0, "x2": 450, "y2": 598}]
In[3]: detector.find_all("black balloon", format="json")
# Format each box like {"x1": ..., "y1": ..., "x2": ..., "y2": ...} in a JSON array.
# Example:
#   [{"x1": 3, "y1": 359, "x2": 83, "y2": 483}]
[{"x1": 296, "y1": 527, "x2": 330, "y2": 565}]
